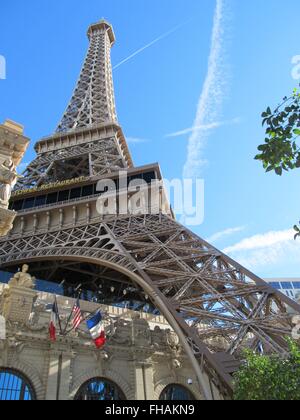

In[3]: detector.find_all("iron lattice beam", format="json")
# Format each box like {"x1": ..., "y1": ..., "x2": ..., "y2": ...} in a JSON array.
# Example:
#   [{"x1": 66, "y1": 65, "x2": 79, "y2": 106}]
[
  {"x1": 16, "y1": 137, "x2": 127, "y2": 191},
  {"x1": 0, "y1": 214, "x2": 299, "y2": 396}
]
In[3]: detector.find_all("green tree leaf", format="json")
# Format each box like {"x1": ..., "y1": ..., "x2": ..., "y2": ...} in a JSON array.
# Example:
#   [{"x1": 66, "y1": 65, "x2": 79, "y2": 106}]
[{"x1": 234, "y1": 340, "x2": 300, "y2": 400}]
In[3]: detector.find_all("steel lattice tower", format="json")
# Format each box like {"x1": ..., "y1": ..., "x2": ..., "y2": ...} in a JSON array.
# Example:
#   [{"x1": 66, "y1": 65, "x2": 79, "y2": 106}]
[
  {"x1": 57, "y1": 21, "x2": 117, "y2": 133},
  {"x1": 1, "y1": 20, "x2": 300, "y2": 400}
]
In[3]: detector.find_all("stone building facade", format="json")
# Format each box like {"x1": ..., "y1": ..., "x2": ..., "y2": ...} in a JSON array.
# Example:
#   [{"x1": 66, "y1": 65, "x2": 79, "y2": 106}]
[{"x1": 0, "y1": 280, "x2": 221, "y2": 400}]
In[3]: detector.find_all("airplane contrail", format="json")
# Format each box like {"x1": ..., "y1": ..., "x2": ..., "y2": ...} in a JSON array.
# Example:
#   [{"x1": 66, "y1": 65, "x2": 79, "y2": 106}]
[
  {"x1": 113, "y1": 20, "x2": 191, "y2": 70},
  {"x1": 166, "y1": 118, "x2": 240, "y2": 138},
  {"x1": 183, "y1": 0, "x2": 229, "y2": 178}
]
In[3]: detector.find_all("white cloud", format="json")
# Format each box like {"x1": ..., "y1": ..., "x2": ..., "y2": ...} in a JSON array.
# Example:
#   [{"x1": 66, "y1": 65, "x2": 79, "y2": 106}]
[
  {"x1": 206, "y1": 226, "x2": 246, "y2": 244},
  {"x1": 223, "y1": 229, "x2": 294, "y2": 254},
  {"x1": 183, "y1": 0, "x2": 229, "y2": 178},
  {"x1": 126, "y1": 137, "x2": 149, "y2": 144},
  {"x1": 166, "y1": 118, "x2": 240, "y2": 139},
  {"x1": 223, "y1": 228, "x2": 300, "y2": 272}
]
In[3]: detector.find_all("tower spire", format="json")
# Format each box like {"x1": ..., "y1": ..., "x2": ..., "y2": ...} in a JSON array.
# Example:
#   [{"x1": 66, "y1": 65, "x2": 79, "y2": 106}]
[{"x1": 56, "y1": 20, "x2": 117, "y2": 133}]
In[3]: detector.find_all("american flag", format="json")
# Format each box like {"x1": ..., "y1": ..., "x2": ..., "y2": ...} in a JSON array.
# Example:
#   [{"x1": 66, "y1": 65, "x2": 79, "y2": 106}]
[{"x1": 72, "y1": 298, "x2": 83, "y2": 329}]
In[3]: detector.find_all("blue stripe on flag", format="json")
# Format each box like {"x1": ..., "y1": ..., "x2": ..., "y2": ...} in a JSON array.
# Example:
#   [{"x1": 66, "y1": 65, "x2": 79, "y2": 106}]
[{"x1": 87, "y1": 311, "x2": 102, "y2": 330}]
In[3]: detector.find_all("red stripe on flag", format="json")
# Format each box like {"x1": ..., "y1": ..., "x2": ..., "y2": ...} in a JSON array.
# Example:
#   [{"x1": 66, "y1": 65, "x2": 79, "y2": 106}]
[
  {"x1": 72, "y1": 304, "x2": 83, "y2": 329},
  {"x1": 94, "y1": 331, "x2": 106, "y2": 349},
  {"x1": 49, "y1": 322, "x2": 56, "y2": 342}
]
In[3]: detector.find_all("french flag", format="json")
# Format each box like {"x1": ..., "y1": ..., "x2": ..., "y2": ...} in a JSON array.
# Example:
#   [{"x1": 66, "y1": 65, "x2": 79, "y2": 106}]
[
  {"x1": 49, "y1": 298, "x2": 60, "y2": 342},
  {"x1": 87, "y1": 311, "x2": 106, "y2": 349}
]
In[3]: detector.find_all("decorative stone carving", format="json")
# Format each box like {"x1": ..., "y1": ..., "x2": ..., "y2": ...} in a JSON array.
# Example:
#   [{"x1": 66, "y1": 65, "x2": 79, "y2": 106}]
[
  {"x1": 109, "y1": 318, "x2": 132, "y2": 346},
  {"x1": 93, "y1": 350, "x2": 111, "y2": 363},
  {"x1": 1, "y1": 268, "x2": 37, "y2": 325},
  {"x1": 0, "y1": 207, "x2": 15, "y2": 236},
  {"x1": 0, "y1": 339, "x2": 6, "y2": 366},
  {"x1": 9, "y1": 265, "x2": 36, "y2": 289},
  {"x1": 26, "y1": 307, "x2": 48, "y2": 332},
  {"x1": 132, "y1": 316, "x2": 151, "y2": 347},
  {"x1": 0, "y1": 159, "x2": 18, "y2": 209},
  {"x1": 152, "y1": 326, "x2": 167, "y2": 349},
  {"x1": 172, "y1": 359, "x2": 182, "y2": 369},
  {"x1": 7, "y1": 337, "x2": 25, "y2": 353},
  {"x1": 0, "y1": 120, "x2": 30, "y2": 236},
  {"x1": 0, "y1": 314, "x2": 5, "y2": 340},
  {"x1": 0, "y1": 120, "x2": 29, "y2": 166},
  {"x1": 166, "y1": 329, "x2": 181, "y2": 355}
]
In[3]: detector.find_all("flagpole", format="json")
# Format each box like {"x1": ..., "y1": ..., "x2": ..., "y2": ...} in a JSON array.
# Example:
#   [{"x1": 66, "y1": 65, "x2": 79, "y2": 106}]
[
  {"x1": 63, "y1": 301, "x2": 76, "y2": 336},
  {"x1": 62, "y1": 290, "x2": 82, "y2": 336},
  {"x1": 55, "y1": 296, "x2": 63, "y2": 336},
  {"x1": 64, "y1": 312, "x2": 90, "y2": 335}
]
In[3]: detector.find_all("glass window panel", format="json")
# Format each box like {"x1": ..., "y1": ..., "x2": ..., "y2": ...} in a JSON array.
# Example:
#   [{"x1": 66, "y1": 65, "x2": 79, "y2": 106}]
[
  {"x1": 46, "y1": 192, "x2": 58, "y2": 205},
  {"x1": 143, "y1": 171, "x2": 156, "y2": 184},
  {"x1": 70, "y1": 187, "x2": 82, "y2": 199},
  {"x1": 0, "y1": 270, "x2": 13, "y2": 284},
  {"x1": 159, "y1": 384, "x2": 195, "y2": 401},
  {"x1": 0, "y1": 370, "x2": 35, "y2": 401},
  {"x1": 10, "y1": 200, "x2": 23, "y2": 211},
  {"x1": 35, "y1": 195, "x2": 47, "y2": 207},
  {"x1": 82, "y1": 185, "x2": 94, "y2": 197},
  {"x1": 23, "y1": 197, "x2": 35, "y2": 209},
  {"x1": 128, "y1": 174, "x2": 143, "y2": 186},
  {"x1": 58, "y1": 190, "x2": 70, "y2": 202},
  {"x1": 75, "y1": 378, "x2": 125, "y2": 401},
  {"x1": 35, "y1": 279, "x2": 64, "y2": 295},
  {"x1": 269, "y1": 282, "x2": 281, "y2": 290}
]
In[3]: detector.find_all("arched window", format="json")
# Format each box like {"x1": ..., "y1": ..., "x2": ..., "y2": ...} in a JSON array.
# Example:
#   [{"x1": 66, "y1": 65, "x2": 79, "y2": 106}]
[
  {"x1": 159, "y1": 384, "x2": 195, "y2": 401},
  {"x1": 75, "y1": 378, "x2": 126, "y2": 401},
  {"x1": 0, "y1": 369, "x2": 36, "y2": 400}
]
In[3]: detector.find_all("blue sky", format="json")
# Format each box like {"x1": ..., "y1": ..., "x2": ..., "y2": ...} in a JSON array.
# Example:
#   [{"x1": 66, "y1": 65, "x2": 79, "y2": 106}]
[{"x1": 1, "y1": 0, "x2": 300, "y2": 278}]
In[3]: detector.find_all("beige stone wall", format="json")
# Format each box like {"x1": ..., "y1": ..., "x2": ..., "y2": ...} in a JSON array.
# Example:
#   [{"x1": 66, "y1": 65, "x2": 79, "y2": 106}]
[{"x1": 0, "y1": 282, "x2": 222, "y2": 400}]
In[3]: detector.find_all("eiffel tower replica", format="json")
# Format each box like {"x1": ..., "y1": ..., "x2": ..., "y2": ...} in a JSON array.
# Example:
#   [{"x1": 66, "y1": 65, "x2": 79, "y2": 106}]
[{"x1": 1, "y1": 19, "x2": 299, "y2": 400}]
